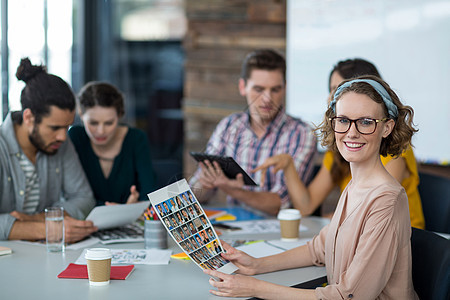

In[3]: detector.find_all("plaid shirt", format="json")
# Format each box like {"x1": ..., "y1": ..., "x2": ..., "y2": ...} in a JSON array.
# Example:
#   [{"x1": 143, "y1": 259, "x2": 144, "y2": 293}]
[{"x1": 190, "y1": 110, "x2": 317, "y2": 210}]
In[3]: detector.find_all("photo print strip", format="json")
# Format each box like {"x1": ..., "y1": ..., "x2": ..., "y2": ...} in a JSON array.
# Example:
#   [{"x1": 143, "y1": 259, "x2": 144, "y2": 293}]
[{"x1": 147, "y1": 179, "x2": 238, "y2": 275}]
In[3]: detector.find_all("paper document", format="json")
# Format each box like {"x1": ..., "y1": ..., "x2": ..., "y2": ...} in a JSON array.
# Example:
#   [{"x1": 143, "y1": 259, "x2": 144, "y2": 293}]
[
  {"x1": 265, "y1": 238, "x2": 311, "y2": 250},
  {"x1": 235, "y1": 238, "x2": 311, "y2": 258},
  {"x1": 85, "y1": 201, "x2": 150, "y2": 230},
  {"x1": 147, "y1": 179, "x2": 238, "y2": 275},
  {"x1": 236, "y1": 241, "x2": 284, "y2": 258},
  {"x1": 75, "y1": 248, "x2": 172, "y2": 265},
  {"x1": 220, "y1": 219, "x2": 308, "y2": 235}
]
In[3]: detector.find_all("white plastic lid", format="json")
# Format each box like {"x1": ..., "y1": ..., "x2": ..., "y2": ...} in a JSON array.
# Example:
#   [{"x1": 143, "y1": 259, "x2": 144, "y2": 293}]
[
  {"x1": 277, "y1": 209, "x2": 301, "y2": 220},
  {"x1": 85, "y1": 248, "x2": 112, "y2": 260}
]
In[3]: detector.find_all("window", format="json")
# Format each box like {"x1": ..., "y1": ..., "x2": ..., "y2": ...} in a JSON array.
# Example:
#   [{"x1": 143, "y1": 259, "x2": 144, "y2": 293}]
[{"x1": 1, "y1": 0, "x2": 72, "y2": 122}]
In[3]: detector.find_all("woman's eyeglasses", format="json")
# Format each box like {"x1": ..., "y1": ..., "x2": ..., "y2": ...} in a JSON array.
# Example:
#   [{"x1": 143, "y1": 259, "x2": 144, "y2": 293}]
[{"x1": 329, "y1": 117, "x2": 388, "y2": 135}]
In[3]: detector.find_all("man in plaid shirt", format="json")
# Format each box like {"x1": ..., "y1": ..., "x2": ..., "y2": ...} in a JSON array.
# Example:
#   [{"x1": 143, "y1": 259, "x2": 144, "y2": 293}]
[{"x1": 190, "y1": 49, "x2": 317, "y2": 216}]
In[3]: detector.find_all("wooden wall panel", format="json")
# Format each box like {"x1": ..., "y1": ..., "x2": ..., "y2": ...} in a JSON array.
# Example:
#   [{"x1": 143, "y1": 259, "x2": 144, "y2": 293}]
[{"x1": 183, "y1": 0, "x2": 286, "y2": 184}]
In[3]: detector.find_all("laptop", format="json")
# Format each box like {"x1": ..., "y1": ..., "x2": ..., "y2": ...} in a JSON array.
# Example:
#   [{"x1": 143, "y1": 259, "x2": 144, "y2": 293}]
[{"x1": 86, "y1": 201, "x2": 150, "y2": 230}]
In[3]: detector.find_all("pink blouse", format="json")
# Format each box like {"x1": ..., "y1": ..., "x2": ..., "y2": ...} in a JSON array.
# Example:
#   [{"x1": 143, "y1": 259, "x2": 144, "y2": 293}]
[{"x1": 307, "y1": 180, "x2": 418, "y2": 299}]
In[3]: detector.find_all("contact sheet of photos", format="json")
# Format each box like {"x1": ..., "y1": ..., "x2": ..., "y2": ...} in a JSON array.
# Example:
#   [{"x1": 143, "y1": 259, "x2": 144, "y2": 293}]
[{"x1": 148, "y1": 179, "x2": 238, "y2": 274}]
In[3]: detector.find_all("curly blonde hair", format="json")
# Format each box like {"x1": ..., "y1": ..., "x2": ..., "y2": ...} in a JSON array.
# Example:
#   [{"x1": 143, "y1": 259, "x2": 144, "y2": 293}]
[{"x1": 317, "y1": 75, "x2": 417, "y2": 158}]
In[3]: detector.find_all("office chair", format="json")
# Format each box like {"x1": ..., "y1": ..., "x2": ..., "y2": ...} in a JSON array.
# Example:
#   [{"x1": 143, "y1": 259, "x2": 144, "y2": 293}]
[
  {"x1": 411, "y1": 227, "x2": 450, "y2": 300},
  {"x1": 418, "y1": 172, "x2": 450, "y2": 234}
]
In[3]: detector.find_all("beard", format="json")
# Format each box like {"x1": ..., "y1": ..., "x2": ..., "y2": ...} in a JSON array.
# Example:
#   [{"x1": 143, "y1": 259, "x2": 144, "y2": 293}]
[{"x1": 28, "y1": 125, "x2": 58, "y2": 155}]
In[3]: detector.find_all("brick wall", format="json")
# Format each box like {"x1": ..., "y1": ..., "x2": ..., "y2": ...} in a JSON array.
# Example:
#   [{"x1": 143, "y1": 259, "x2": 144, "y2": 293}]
[{"x1": 183, "y1": 0, "x2": 287, "y2": 183}]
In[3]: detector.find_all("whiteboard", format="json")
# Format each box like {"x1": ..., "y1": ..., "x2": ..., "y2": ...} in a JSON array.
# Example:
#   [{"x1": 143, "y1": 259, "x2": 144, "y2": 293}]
[{"x1": 286, "y1": 0, "x2": 450, "y2": 165}]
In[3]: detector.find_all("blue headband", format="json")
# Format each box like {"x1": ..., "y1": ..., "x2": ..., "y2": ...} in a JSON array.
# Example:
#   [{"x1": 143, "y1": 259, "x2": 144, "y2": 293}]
[{"x1": 330, "y1": 79, "x2": 399, "y2": 119}]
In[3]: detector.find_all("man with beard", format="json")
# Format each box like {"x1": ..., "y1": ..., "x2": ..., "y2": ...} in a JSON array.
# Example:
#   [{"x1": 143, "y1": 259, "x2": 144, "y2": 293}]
[{"x1": 0, "y1": 58, "x2": 96, "y2": 241}]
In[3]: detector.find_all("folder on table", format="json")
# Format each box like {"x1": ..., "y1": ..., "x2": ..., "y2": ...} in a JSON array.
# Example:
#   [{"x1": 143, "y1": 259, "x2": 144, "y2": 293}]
[{"x1": 58, "y1": 263, "x2": 134, "y2": 280}]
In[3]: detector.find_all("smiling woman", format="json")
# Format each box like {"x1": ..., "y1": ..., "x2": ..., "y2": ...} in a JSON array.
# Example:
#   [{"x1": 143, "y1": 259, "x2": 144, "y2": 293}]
[
  {"x1": 203, "y1": 75, "x2": 419, "y2": 299},
  {"x1": 68, "y1": 82, "x2": 157, "y2": 206},
  {"x1": 332, "y1": 91, "x2": 395, "y2": 172},
  {"x1": 321, "y1": 76, "x2": 416, "y2": 158}
]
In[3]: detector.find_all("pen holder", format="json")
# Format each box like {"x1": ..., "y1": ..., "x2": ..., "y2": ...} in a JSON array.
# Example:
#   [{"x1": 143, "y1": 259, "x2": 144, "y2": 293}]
[{"x1": 144, "y1": 220, "x2": 168, "y2": 249}]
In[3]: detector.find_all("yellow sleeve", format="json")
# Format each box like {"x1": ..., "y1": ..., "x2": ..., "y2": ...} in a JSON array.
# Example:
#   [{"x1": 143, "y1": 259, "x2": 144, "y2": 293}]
[
  {"x1": 323, "y1": 151, "x2": 334, "y2": 172},
  {"x1": 381, "y1": 146, "x2": 425, "y2": 229},
  {"x1": 322, "y1": 151, "x2": 351, "y2": 192}
]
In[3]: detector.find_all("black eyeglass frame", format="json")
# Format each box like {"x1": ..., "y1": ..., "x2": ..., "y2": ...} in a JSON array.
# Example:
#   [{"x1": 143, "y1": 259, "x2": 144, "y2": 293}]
[{"x1": 329, "y1": 117, "x2": 389, "y2": 135}]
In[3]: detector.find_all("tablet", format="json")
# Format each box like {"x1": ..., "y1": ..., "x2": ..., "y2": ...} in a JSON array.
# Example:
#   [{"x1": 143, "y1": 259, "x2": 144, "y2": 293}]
[
  {"x1": 86, "y1": 201, "x2": 150, "y2": 230},
  {"x1": 190, "y1": 152, "x2": 258, "y2": 186}
]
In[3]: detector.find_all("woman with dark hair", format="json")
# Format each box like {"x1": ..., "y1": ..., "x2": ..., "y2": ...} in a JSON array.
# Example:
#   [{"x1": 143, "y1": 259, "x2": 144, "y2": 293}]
[
  {"x1": 68, "y1": 82, "x2": 156, "y2": 206},
  {"x1": 255, "y1": 58, "x2": 424, "y2": 229},
  {"x1": 205, "y1": 76, "x2": 418, "y2": 299}
]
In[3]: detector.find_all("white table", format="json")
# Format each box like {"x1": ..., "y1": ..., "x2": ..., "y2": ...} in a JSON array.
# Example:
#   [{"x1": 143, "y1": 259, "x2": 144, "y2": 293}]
[{"x1": 0, "y1": 217, "x2": 328, "y2": 299}]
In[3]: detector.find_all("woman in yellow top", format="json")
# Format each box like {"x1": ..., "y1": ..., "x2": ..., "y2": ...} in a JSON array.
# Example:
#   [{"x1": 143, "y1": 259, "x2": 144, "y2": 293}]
[{"x1": 255, "y1": 58, "x2": 424, "y2": 228}]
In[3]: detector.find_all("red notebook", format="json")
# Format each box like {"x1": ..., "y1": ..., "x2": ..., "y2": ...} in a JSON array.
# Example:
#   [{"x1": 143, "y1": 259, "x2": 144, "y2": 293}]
[{"x1": 58, "y1": 263, "x2": 134, "y2": 280}]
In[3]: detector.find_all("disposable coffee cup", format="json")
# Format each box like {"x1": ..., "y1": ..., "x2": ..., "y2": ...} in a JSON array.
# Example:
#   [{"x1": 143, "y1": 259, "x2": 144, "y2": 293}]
[
  {"x1": 277, "y1": 209, "x2": 301, "y2": 241},
  {"x1": 85, "y1": 248, "x2": 112, "y2": 286}
]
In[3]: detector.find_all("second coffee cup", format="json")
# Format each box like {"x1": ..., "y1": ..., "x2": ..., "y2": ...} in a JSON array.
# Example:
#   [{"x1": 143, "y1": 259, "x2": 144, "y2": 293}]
[{"x1": 277, "y1": 209, "x2": 301, "y2": 241}]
